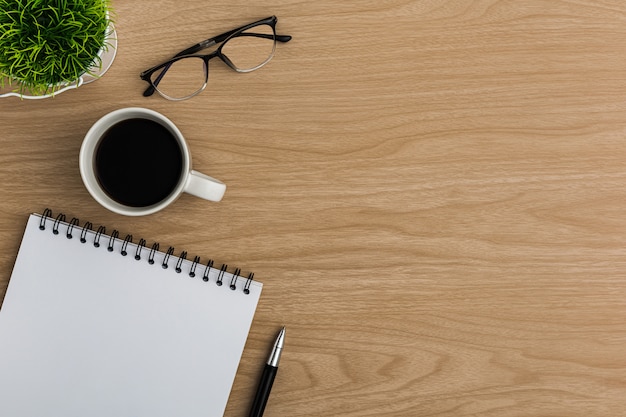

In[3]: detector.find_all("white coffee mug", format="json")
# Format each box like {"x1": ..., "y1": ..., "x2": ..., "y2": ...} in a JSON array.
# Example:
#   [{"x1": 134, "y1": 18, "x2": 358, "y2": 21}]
[{"x1": 79, "y1": 107, "x2": 226, "y2": 216}]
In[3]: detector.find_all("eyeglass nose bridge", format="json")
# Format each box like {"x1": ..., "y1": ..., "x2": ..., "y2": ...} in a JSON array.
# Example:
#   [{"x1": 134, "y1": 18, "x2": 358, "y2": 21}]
[{"x1": 218, "y1": 53, "x2": 238, "y2": 72}]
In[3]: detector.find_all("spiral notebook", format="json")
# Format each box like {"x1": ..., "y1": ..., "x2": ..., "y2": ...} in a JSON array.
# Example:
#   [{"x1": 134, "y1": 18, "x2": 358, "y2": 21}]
[{"x1": 0, "y1": 210, "x2": 262, "y2": 417}]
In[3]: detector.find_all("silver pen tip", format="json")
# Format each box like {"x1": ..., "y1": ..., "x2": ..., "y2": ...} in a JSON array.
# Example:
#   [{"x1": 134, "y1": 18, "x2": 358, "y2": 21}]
[
  {"x1": 267, "y1": 327, "x2": 285, "y2": 367},
  {"x1": 276, "y1": 327, "x2": 285, "y2": 347}
]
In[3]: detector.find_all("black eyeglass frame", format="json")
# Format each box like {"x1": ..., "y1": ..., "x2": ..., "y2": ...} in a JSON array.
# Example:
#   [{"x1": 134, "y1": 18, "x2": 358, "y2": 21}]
[{"x1": 140, "y1": 16, "x2": 292, "y2": 100}]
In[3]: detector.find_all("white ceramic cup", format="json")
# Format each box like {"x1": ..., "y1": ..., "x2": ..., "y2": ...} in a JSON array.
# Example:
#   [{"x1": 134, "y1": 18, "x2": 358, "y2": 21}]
[{"x1": 79, "y1": 107, "x2": 226, "y2": 216}]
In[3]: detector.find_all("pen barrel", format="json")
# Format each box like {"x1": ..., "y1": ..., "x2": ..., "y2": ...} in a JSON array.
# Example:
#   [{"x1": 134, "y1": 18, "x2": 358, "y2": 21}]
[{"x1": 248, "y1": 364, "x2": 278, "y2": 417}]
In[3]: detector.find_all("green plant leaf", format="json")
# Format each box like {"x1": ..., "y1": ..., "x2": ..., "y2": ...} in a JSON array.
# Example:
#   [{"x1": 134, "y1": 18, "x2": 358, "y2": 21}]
[{"x1": 0, "y1": 0, "x2": 112, "y2": 95}]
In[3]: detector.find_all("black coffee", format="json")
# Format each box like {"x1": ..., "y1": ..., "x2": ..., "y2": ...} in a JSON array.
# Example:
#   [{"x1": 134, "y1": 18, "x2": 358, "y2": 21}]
[{"x1": 95, "y1": 118, "x2": 184, "y2": 207}]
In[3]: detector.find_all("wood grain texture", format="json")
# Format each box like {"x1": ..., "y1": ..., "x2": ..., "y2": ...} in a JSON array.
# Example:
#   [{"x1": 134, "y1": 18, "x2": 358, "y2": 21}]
[{"x1": 2, "y1": 1, "x2": 626, "y2": 415}]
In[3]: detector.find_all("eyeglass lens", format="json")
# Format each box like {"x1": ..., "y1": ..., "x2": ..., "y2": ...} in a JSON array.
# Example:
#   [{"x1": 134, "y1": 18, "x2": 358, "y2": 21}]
[
  {"x1": 221, "y1": 24, "x2": 276, "y2": 71},
  {"x1": 150, "y1": 23, "x2": 276, "y2": 100},
  {"x1": 150, "y1": 57, "x2": 207, "y2": 100}
]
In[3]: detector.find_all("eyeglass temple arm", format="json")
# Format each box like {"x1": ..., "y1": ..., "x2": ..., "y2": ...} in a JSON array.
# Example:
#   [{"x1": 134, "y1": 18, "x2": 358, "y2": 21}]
[
  {"x1": 169, "y1": 32, "x2": 291, "y2": 57},
  {"x1": 234, "y1": 32, "x2": 292, "y2": 42},
  {"x1": 143, "y1": 26, "x2": 291, "y2": 97},
  {"x1": 206, "y1": 16, "x2": 292, "y2": 45}
]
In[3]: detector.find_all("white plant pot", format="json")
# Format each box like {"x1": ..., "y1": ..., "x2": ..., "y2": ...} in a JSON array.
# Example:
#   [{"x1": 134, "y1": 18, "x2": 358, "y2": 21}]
[{"x1": 0, "y1": 24, "x2": 117, "y2": 100}]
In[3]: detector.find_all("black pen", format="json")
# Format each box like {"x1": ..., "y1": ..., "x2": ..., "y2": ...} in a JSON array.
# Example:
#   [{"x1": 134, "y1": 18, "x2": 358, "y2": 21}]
[{"x1": 248, "y1": 327, "x2": 285, "y2": 417}]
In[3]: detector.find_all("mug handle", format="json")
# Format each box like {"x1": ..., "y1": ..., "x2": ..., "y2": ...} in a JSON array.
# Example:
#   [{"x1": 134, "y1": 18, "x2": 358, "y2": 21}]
[{"x1": 184, "y1": 170, "x2": 227, "y2": 202}]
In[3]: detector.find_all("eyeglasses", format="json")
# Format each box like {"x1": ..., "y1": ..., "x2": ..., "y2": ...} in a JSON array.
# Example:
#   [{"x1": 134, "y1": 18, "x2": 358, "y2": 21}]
[{"x1": 140, "y1": 16, "x2": 291, "y2": 101}]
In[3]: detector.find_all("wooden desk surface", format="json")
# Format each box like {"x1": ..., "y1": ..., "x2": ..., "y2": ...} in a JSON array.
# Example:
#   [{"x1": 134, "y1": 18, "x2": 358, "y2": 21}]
[{"x1": 1, "y1": 1, "x2": 625, "y2": 415}]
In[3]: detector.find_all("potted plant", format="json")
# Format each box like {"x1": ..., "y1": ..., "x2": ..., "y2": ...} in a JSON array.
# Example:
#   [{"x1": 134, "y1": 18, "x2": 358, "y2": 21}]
[{"x1": 0, "y1": 0, "x2": 116, "y2": 99}]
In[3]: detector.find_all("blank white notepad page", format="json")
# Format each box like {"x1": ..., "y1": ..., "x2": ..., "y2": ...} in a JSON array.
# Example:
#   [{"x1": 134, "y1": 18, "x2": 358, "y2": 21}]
[{"x1": 0, "y1": 213, "x2": 262, "y2": 417}]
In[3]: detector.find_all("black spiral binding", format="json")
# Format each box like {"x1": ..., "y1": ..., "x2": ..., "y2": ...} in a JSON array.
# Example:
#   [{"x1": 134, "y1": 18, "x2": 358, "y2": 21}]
[
  {"x1": 94, "y1": 226, "x2": 105, "y2": 248},
  {"x1": 175, "y1": 251, "x2": 187, "y2": 273},
  {"x1": 66, "y1": 218, "x2": 79, "y2": 239},
  {"x1": 202, "y1": 259, "x2": 214, "y2": 282},
  {"x1": 189, "y1": 256, "x2": 200, "y2": 278},
  {"x1": 121, "y1": 235, "x2": 132, "y2": 256},
  {"x1": 37, "y1": 209, "x2": 254, "y2": 295},
  {"x1": 148, "y1": 242, "x2": 159, "y2": 265},
  {"x1": 135, "y1": 239, "x2": 146, "y2": 260},
  {"x1": 80, "y1": 222, "x2": 93, "y2": 243},
  {"x1": 107, "y1": 230, "x2": 119, "y2": 252}
]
